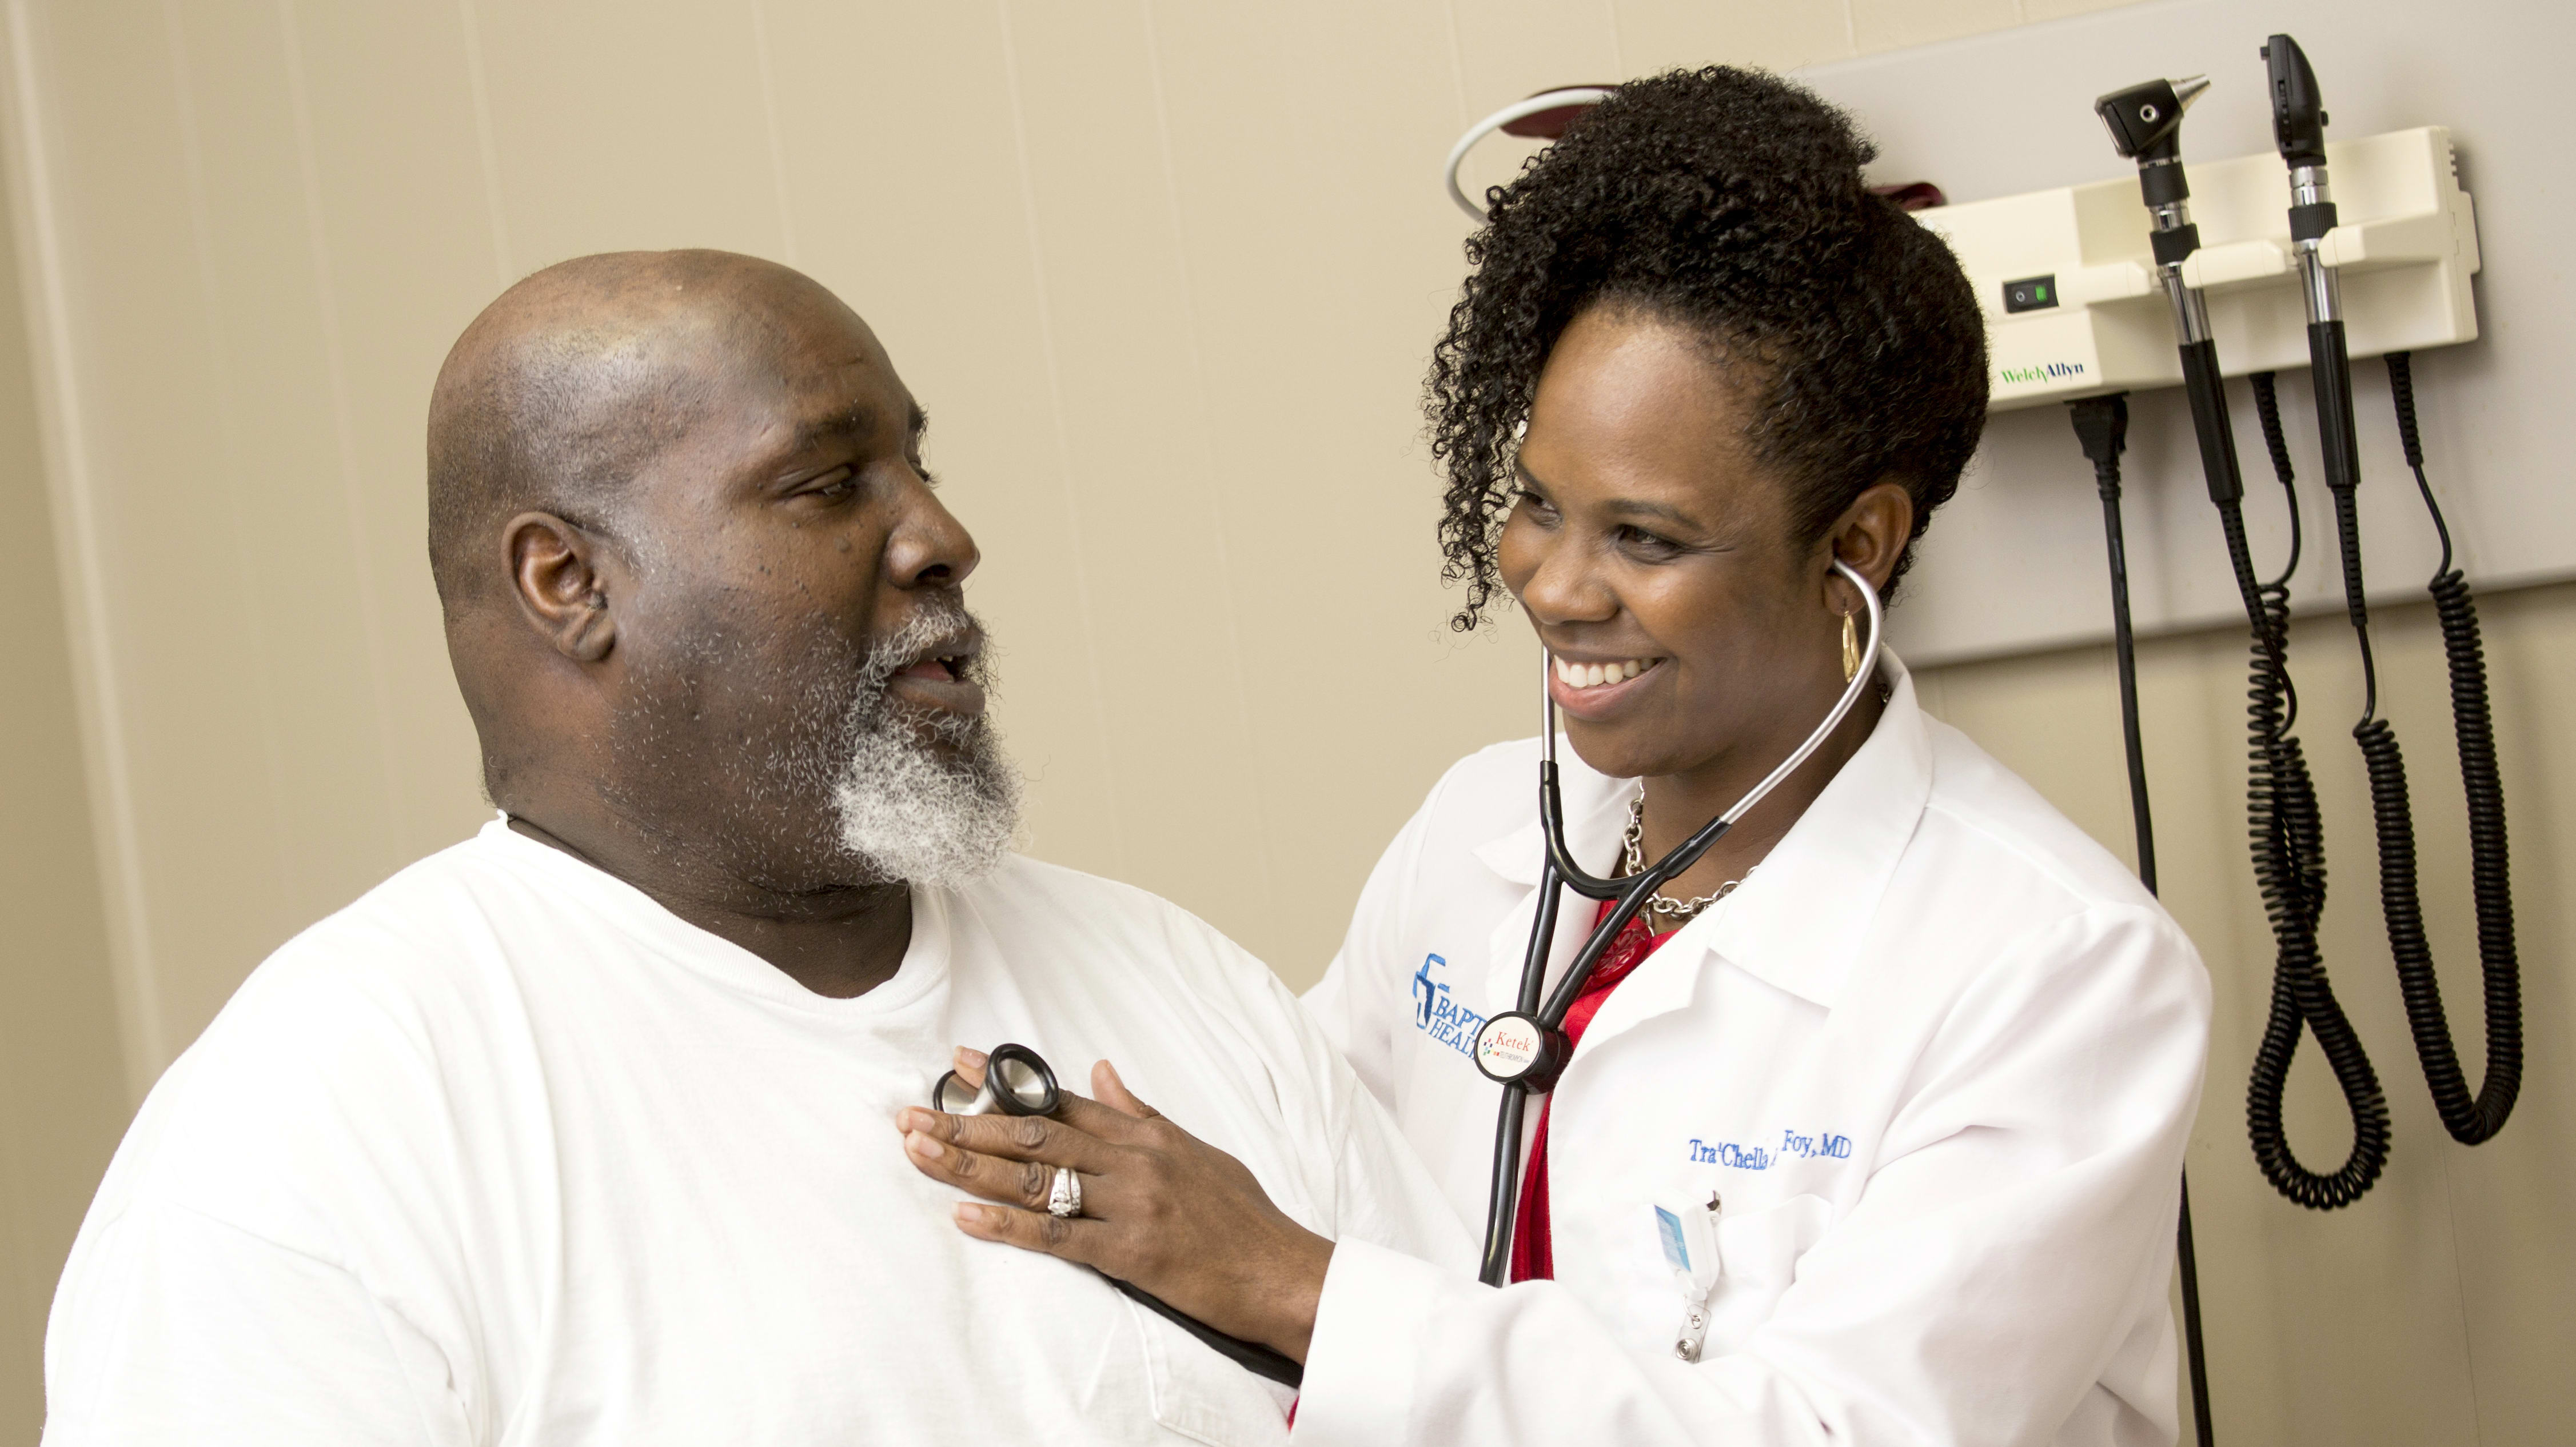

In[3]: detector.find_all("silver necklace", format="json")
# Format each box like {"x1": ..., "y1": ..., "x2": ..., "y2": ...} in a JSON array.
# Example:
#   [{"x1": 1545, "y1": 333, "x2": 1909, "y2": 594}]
[{"x1": 1620, "y1": 789, "x2": 1749, "y2": 926}]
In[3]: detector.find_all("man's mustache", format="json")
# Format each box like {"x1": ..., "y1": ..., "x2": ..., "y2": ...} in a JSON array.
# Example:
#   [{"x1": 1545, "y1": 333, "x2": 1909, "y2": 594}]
[{"x1": 840, "y1": 601, "x2": 992, "y2": 750}]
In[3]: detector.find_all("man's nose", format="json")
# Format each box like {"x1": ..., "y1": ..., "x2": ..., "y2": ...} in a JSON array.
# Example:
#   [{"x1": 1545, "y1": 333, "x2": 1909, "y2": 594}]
[{"x1": 887, "y1": 471, "x2": 980, "y2": 590}]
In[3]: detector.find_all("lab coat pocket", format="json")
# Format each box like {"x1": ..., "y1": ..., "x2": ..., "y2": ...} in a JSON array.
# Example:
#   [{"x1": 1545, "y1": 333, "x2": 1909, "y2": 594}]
[
  {"x1": 1119, "y1": 1292, "x2": 1298, "y2": 1446},
  {"x1": 1702, "y1": 1193, "x2": 1832, "y2": 1355}
]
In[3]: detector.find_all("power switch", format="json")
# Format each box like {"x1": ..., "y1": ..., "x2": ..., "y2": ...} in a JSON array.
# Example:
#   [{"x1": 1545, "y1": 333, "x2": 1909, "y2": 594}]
[{"x1": 2002, "y1": 275, "x2": 2059, "y2": 314}]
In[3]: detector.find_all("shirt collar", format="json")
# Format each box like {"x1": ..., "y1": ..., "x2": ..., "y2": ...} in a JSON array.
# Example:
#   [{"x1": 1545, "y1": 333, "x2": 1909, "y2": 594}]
[{"x1": 1468, "y1": 652, "x2": 1933, "y2": 1012}]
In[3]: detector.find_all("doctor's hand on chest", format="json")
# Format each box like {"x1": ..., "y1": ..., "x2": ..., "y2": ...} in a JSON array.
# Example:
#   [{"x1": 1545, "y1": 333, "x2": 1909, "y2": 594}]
[{"x1": 897, "y1": 1047, "x2": 1335, "y2": 1364}]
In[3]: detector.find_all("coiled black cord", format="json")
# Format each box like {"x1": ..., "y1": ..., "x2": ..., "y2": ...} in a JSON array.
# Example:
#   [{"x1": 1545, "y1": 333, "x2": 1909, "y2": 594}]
[
  {"x1": 2365, "y1": 354, "x2": 2523, "y2": 1144},
  {"x1": 2239, "y1": 373, "x2": 2390, "y2": 1209}
]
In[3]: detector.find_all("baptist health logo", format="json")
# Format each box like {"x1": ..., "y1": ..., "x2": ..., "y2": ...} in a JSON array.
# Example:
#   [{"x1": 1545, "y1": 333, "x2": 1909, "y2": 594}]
[
  {"x1": 1999, "y1": 359, "x2": 2088, "y2": 385},
  {"x1": 1412, "y1": 954, "x2": 1485, "y2": 1059}
]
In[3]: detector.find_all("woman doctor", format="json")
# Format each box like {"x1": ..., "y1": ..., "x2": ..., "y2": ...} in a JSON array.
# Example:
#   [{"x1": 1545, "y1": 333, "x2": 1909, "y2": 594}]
[{"x1": 899, "y1": 67, "x2": 2211, "y2": 1446}]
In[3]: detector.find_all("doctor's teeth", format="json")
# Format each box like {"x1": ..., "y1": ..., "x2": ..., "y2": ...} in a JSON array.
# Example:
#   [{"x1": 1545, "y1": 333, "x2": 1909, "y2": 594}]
[{"x1": 1553, "y1": 657, "x2": 1655, "y2": 688}]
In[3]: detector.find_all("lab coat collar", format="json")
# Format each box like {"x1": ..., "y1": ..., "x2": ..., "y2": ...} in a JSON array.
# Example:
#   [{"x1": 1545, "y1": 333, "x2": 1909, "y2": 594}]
[
  {"x1": 1470, "y1": 745, "x2": 1630, "y2": 888},
  {"x1": 1469, "y1": 653, "x2": 1933, "y2": 1017},
  {"x1": 1697, "y1": 653, "x2": 1931, "y2": 1010}
]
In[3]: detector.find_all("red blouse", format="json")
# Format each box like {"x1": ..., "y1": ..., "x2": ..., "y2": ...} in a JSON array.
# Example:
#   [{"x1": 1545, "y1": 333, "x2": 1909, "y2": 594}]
[{"x1": 1507, "y1": 897, "x2": 1680, "y2": 1282}]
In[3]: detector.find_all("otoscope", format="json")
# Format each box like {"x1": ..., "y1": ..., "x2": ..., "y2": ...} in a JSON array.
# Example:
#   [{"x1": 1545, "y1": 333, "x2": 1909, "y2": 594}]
[
  {"x1": 2084, "y1": 71, "x2": 2374, "y2": 1447},
  {"x1": 2093, "y1": 73, "x2": 2392, "y2": 1222},
  {"x1": 2259, "y1": 33, "x2": 2523, "y2": 1148}
]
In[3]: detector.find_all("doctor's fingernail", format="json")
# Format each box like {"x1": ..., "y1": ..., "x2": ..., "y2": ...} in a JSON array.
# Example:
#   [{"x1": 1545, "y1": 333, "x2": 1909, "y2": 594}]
[
  {"x1": 955, "y1": 1203, "x2": 995, "y2": 1229},
  {"x1": 895, "y1": 1108, "x2": 931, "y2": 1133},
  {"x1": 955, "y1": 1046, "x2": 988, "y2": 1069},
  {"x1": 905, "y1": 1132, "x2": 944, "y2": 1163}
]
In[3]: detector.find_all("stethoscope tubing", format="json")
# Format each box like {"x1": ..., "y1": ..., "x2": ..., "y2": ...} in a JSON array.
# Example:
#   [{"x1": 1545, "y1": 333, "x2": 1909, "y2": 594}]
[{"x1": 1476, "y1": 558, "x2": 1886, "y2": 1283}]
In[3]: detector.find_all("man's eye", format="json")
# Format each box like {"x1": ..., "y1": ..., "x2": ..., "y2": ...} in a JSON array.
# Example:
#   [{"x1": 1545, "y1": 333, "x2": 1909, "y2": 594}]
[
  {"x1": 1618, "y1": 525, "x2": 1679, "y2": 553},
  {"x1": 799, "y1": 466, "x2": 858, "y2": 499}
]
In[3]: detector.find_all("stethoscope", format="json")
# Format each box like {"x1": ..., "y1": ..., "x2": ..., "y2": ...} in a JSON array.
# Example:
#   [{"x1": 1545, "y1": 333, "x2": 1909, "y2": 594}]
[
  {"x1": 1465, "y1": 557, "x2": 1885, "y2": 1285},
  {"x1": 928, "y1": 1044, "x2": 1310, "y2": 1388}
]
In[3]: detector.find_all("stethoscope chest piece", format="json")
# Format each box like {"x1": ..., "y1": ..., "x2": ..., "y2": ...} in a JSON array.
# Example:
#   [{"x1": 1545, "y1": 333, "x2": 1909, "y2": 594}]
[
  {"x1": 920, "y1": 1040, "x2": 1309, "y2": 1390},
  {"x1": 1474, "y1": 1012, "x2": 1570, "y2": 1092},
  {"x1": 930, "y1": 1041, "x2": 1062, "y2": 1117}
]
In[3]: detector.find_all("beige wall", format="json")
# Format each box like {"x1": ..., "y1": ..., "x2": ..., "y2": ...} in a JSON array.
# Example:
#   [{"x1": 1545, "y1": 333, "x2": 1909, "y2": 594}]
[
  {"x1": 0, "y1": 119, "x2": 123, "y2": 1447},
  {"x1": 3, "y1": 0, "x2": 2568, "y2": 1444},
  {"x1": 1919, "y1": 588, "x2": 2576, "y2": 1444}
]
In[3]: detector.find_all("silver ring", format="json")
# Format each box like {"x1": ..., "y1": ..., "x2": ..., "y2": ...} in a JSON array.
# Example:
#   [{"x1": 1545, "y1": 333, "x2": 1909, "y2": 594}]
[{"x1": 1047, "y1": 1165, "x2": 1082, "y2": 1218}]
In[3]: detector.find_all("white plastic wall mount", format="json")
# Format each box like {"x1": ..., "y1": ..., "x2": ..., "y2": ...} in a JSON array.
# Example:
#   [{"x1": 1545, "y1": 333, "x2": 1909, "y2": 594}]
[{"x1": 1914, "y1": 126, "x2": 2480, "y2": 413}]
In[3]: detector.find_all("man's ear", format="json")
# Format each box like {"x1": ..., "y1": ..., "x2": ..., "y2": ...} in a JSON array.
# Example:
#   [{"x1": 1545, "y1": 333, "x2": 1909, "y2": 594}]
[
  {"x1": 504, "y1": 511, "x2": 618, "y2": 663},
  {"x1": 1823, "y1": 481, "x2": 1915, "y2": 611}
]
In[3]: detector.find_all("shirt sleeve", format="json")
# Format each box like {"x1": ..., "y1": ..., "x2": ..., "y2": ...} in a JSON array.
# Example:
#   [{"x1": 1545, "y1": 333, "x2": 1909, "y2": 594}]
[
  {"x1": 1293, "y1": 905, "x2": 2209, "y2": 1447},
  {"x1": 43, "y1": 1199, "x2": 473, "y2": 1447},
  {"x1": 1301, "y1": 769, "x2": 1447, "y2": 1110}
]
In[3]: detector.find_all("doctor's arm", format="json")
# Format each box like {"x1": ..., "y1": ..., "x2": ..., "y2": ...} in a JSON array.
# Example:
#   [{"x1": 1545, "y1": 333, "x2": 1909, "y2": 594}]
[{"x1": 906, "y1": 906, "x2": 2207, "y2": 1446}]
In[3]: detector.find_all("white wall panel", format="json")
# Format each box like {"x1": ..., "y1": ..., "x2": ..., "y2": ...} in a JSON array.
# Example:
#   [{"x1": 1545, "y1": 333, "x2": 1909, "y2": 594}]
[{"x1": 1794, "y1": 0, "x2": 2576, "y2": 664}]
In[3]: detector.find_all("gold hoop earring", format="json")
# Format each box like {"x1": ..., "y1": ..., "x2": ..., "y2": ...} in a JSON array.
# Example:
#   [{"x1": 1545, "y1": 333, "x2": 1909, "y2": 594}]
[{"x1": 1840, "y1": 609, "x2": 1860, "y2": 682}]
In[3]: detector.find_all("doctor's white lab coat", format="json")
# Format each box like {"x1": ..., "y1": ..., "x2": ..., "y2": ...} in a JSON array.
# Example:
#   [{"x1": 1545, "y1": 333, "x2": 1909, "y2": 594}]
[{"x1": 1297, "y1": 655, "x2": 2211, "y2": 1447}]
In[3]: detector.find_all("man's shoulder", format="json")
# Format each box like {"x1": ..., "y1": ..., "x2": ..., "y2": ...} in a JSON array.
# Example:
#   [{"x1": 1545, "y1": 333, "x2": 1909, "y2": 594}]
[
  {"x1": 235, "y1": 826, "x2": 552, "y2": 1022},
  {"x1": 965, "y1": 854, "x2": 1265, "y2": 979},
  {"x1": 99, "y1": 831, "x2": 544, "y2": 1216},
  {"x1": 952, "y1": 856, "x2": 1329, "y2": 1063}
]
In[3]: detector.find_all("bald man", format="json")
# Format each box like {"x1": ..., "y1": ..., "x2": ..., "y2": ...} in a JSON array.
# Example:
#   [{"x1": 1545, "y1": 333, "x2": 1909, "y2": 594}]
[{"x1": 42, "y1": 251, "x2": 1466, "y2": 1445}]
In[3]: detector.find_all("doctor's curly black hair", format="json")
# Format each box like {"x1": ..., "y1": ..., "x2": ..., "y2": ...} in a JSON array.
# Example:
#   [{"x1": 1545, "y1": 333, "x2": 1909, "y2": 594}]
[{"x1": 1427, "y1": 66, "x2": 1988, "y2": 629}]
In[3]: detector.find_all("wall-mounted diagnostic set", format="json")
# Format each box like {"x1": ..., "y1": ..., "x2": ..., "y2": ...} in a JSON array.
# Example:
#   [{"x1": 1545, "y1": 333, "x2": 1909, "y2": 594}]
[{"x1": 2060, "y1": 36, "x2": 2521, "y2": 1447}]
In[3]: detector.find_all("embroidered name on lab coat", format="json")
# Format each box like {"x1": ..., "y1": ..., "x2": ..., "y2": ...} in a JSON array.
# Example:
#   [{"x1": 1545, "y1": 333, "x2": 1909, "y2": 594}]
[
  {"x1": 1410, "y1": 954, "x2": 1486, "y2": 1059},
  {"x1": 1689, "y1": 1130, "x2": 1853, "y2": 1169}
]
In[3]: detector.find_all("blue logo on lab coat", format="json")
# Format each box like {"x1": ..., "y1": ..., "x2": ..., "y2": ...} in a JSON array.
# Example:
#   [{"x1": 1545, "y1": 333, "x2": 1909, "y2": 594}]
[{"x1": 1411, "y1": 953, "x2": 1485, "y2": 1058}]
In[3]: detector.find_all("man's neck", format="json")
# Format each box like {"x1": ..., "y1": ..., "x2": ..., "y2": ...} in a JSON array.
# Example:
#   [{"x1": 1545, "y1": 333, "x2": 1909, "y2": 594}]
[{"x1": 504, "y1": 813, "x2": 914, "y2": 1000}]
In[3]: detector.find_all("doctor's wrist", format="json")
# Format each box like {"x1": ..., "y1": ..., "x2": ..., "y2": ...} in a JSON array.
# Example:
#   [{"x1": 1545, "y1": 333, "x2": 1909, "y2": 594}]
[{"x1": 1243, "y1": 1228, "x2": 1334, "y2": 1362}]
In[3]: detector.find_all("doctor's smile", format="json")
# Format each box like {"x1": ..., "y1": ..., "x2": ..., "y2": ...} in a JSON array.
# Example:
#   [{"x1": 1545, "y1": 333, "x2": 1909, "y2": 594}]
[{"x1": 1545, "y1": 653, "x2": 1667, "y2": 715}]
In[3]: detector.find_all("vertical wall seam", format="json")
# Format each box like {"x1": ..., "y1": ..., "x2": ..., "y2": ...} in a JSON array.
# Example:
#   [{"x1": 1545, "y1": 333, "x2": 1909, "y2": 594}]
[
  {"x1": 2, "y1": 0, "x2": 167, "y2": 1096},
  {"x1": 162, "y1": 0, "x2": 300, "y2": 1006},
  {"x1": 1603, "y1": 0, "x2": 1625, "y2": 77},
  {"x1": 2440, "y1": 1148, "x2": 2490, "y2": 1443},
  {"x1": 1841, "y1": 0, "x2": 1859, "y2": 54},
  {"x1": 1137, "y1": 0, "x2": 1278, "y2": 918},
  {"x1": 276, "y1": 0, "x2": 408, "y2": 860},
  {"x1": 745, "y1": 0, "x2": 800, "y2": 266},
  {"x1": 453, "y1": 0, "x2": 513, "y2": 285},
  {"x1": 1439, "y1": 0, "x2": 1470, "y2": 126},
  {"x1": 993, "y1": 0, "x2": 1127, "y2": 870}
]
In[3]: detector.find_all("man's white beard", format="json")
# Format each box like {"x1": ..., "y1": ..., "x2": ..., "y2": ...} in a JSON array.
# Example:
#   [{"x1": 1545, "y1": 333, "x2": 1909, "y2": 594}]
[{"x1": 829, "y1": 613, "x2": 1022, "y2": 889}]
